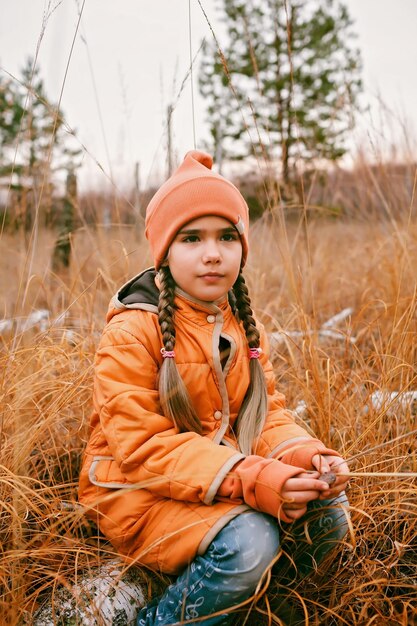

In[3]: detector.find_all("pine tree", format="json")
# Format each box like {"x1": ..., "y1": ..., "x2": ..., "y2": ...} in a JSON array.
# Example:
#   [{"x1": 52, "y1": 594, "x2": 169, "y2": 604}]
[
  {"x1": 199, "y1": 0, "x2": 362, "y2": 189},
  {"x1": 0, "y1": 73, "x2": 25, "y2": 186},
  {"x1": 0, "y1": 58, "x2": 81, "y2": 229}
]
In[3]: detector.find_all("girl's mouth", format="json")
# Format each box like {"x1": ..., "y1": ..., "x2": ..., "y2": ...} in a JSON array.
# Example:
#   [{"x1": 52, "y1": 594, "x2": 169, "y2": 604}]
[{"x1": 199, "y1": 273, "x2": 224, "y2": 282}]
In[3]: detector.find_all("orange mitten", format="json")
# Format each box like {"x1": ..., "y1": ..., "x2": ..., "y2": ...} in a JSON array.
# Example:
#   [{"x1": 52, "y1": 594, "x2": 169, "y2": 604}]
[
  {"x1": 217, "y1": 455, "x2": 304, "y2": 523},
  {"x1": 277, "y1": 439, "x2": 340, "y2": 471}
]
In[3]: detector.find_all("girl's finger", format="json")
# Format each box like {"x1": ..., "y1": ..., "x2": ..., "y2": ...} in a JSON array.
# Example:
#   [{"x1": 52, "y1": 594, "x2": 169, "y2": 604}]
[
  {"x1": 282, "y1": 506, "x2": 307, "y2": 520},
  {"x1": 333, "y1": 462, "x2": 350, "y2": 476},
  {"x1": 283, "y1": 489, "x2": 322, "y2": 503},
  {"x1": 282, "y1": 502, "x2": 306, "y2": 510},
  {"x1": 312, "y1": 454, "x2": 331, "y2": 474},
  {"x1": 319, "y1": 478, "x2": 350, "y2": 500},
  {"x1": 285, "y1": 477, "x2": 329, "y2": 492}
]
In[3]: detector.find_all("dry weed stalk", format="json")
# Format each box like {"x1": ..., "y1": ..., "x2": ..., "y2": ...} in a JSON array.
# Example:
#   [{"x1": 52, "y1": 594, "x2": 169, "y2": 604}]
[{"x1": 0, "y1": 210, "x2": 416, "y2": 624}]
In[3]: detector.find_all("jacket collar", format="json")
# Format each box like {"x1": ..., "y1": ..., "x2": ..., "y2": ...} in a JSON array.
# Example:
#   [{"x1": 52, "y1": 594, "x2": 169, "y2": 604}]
[
  {"x1": 174, "y1": 288, "x2": 234, "y2": 325},
  {"x1": 111, "y1": 267, "x2": 236, "y2": 321}
]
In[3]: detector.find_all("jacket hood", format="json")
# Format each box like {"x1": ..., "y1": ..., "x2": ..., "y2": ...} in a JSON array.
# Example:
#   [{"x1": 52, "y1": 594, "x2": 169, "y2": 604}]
[{"x1": 107, "y1": 267, "x2": 159, "y2": 322}]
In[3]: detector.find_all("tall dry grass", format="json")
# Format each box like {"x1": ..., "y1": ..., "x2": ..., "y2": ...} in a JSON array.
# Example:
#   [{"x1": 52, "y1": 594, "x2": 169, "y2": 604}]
[{"x1": 1, "y1": 167, "x2": 417, "y2": 624}]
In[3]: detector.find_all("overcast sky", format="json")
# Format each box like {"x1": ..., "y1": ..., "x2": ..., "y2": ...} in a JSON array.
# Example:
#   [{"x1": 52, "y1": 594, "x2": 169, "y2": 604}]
[{"x1": 1, "y1": 0, "x2": 417, "y2": 191}]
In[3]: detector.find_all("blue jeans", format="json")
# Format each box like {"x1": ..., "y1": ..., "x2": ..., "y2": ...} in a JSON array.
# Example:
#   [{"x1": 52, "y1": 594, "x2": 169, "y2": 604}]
[{"x1": 137, "y1": 494, "x2": 349, "y2": 625}]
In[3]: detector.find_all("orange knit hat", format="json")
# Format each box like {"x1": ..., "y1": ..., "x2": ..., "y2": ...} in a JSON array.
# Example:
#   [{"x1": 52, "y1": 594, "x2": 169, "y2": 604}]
[{"x1": 145, "y1": 150, "x2": 249, "y2": 269}]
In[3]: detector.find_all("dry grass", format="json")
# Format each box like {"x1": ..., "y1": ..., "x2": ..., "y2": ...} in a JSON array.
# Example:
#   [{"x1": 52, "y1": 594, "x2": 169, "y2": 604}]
[
  {"x1": 1, "y1": 190, "x2": 417, "y2": 624},
  {"x1": 2, "y1": 3, "x2": 416, "y2": 621}
]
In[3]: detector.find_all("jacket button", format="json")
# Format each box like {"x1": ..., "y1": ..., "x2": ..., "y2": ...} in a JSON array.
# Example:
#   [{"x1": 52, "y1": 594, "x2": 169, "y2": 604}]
[
  {"x1": 214, "y1": 410, "x2": 222, "y2": 420},
  {"x1": 206, "y1": 314, "x2": 216, "y2": 323}
]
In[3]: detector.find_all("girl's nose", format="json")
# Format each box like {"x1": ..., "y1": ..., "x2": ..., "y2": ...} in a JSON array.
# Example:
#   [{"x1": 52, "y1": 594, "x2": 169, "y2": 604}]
[{"x1": 202, "y1": 240, "x2": 221, "y2": 263}]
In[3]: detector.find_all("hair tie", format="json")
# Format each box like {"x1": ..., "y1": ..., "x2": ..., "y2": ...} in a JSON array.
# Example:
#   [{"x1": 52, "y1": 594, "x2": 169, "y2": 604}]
[
  {"x1": 161, "y1": 348, "x2": 175, "y2": 358},
  {"x1": 249, "y1": 347, "x2": 262, "y2": 359}
]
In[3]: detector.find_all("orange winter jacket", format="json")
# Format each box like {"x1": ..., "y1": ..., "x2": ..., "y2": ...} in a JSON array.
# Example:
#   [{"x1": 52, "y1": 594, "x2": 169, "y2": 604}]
[{"x1": 78, "y1": 268, "x2": 333, "y2": 574}]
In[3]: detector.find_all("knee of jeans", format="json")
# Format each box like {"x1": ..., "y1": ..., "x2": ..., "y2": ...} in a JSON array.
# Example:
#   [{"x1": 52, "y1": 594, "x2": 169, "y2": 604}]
[
  {"x1": 212, "y1": 512, "x2": 280, "y2": 590},
  {"x1": 332, "y1": 492, "x2": 350, "y2": 540},
  {"x1": 309, "y1": 492, "x2": 350, "y2": 542}
]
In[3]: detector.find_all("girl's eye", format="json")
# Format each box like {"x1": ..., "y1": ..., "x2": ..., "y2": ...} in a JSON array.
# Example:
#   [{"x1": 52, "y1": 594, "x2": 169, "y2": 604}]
[
  {"x1": 221, "y1": 233, "x2": 238, "y2": 242},
  {"x1": 182, "y1": 235, "x2": 199, "y2": 243}
]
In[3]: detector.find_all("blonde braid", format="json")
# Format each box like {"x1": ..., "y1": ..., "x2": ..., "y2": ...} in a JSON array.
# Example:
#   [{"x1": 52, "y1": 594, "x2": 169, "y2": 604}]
[
  {"x1": 158, "y1": 265, "x2": 177, "y2": 352},
  {"x1": 233, "y1": 272, "x2": 261, "y2": 348},
  {"x1": 157, "y1": 267, "x2": 202, "y2": 435},
  {"x1": 233, "y1": 271, "x2": 268, "y2": 455}
]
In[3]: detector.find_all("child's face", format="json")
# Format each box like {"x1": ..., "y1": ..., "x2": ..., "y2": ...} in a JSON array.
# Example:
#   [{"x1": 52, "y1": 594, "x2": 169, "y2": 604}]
[{"x1": 166, "y1": 215, "x2": 243, "y2": 302}]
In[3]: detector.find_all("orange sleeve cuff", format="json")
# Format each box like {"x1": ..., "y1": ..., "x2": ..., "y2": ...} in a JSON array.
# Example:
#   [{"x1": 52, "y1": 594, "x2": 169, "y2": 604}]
[
  {"x1": 216, "y1": 455, "x2": 304, "y2": 523},
  {"x1": 277, "y1": 439, "x2": 341, "y2": 471},
  {"x1": 216, "y1": 460, "x2": 245, "y2": 500}
]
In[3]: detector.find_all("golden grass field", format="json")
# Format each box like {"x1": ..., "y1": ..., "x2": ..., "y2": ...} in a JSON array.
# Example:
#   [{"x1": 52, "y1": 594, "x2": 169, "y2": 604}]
[{"x1": 1, "y1": 173, "x2": 417, "y2": 624}]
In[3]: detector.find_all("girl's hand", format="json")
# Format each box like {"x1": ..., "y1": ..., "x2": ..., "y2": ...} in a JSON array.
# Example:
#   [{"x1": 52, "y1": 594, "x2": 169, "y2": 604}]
[
  {"x1": 281, "y1": 472, "x2": 331, "y2": 521},
  {"x1": 311, "y1": 454, "x2": 350, "y2": 500}
]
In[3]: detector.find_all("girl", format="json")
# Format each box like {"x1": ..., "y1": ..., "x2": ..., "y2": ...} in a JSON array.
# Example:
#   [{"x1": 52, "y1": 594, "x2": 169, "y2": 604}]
[{"x1": 78, "y1": 150, "x2": 349, "y2": 625}]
